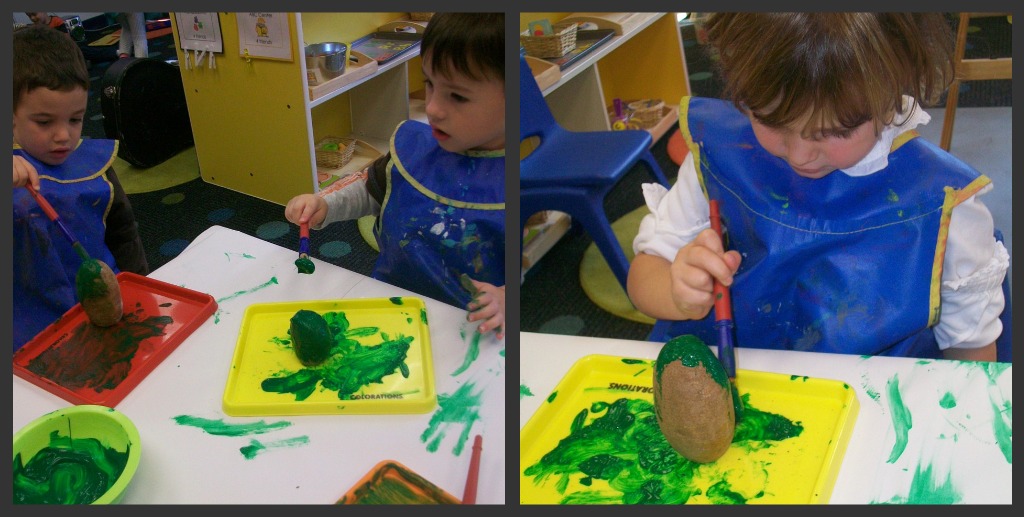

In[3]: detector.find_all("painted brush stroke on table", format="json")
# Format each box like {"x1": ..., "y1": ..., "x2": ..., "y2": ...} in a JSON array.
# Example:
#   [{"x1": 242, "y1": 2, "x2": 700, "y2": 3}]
[{"x1": 858, "y1": 360, "x2": 1011, "y2": 503}]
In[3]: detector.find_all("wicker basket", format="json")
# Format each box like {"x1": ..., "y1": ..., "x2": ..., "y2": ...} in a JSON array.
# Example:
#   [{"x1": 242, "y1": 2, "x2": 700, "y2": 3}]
[
  {"x1": 520, "y1": 23, "x2": 578, "y2": 58},
  {"x1": 409, "y1": 12, "x2": 434, "y2": 21},
  {"x1": 315, "y1": 136, "x2": 356, "y2": 169},
  {"x1": 627, "y1": 99, "x2": 665, "y2": 129}
]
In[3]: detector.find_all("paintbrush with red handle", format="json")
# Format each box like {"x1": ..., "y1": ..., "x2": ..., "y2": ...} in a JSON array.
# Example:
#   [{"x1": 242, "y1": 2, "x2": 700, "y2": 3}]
[
  {"x1": 709, "y1": 199, "x2": 743, "y2": 420},
  {"x1": 25, "y1": 184, "x2": 90, "y2": 262},
  {"x1": 462, "y1": 434, "x2": 482, "y2": 504}
]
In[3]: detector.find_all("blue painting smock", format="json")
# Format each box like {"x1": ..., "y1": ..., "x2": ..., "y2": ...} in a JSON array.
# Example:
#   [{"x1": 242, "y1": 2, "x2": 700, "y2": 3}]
[
  {"x1": 661, "y1": 97, "x2": 991, "y2": 358},
  {"x1": 372, "y1": 120, "x2": 505, "y2": 308},
  {"x1": 13, "y1": 139, "x2": 121, "y2": 351}
]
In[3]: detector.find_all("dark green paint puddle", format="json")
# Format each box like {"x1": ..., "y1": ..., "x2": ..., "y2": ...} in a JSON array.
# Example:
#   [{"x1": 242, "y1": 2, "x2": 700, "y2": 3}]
[{"x1": 13, "y1": 430, "x2": 130, "y2": 504}]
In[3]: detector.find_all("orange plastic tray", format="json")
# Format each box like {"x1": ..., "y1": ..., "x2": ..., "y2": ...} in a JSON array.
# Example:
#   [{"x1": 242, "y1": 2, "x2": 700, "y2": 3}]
[
  {"x1": 337, "y1": 460, "x2": 460, "y2": 504},
  {"x1": 520, "y1": 354, "x2": 859, "y2": 504},
  {"x1": 13, "y1": 272, "x2": 217, "y2": 407}
]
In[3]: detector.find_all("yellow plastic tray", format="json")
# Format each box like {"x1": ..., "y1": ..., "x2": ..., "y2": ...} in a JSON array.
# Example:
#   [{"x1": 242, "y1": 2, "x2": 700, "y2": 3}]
[
  {"x1": 223, "y1": 298, "x2": 436, "y2": 416},
  {"x1": 520, "y1": 354, "x2": 859, "y2": 504}
]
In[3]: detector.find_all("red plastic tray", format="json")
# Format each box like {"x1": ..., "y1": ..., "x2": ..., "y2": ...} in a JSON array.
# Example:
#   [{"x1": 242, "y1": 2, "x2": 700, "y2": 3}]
[{"x1": 13, "y1": 272, "x2": 217, "y2": 407}]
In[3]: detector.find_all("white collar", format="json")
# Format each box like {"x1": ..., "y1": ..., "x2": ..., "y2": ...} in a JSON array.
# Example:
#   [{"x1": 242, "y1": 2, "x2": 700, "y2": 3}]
[{"x1": 840, "y1": 96, "x2": 930, "y2": 177}]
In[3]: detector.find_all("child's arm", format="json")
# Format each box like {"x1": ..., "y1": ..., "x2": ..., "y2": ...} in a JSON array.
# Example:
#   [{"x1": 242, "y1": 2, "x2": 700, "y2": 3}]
[
  {"x1": 629, "y1": 230, "x2": 741, "y2": 321},
  {"x1": 942, "y1": 342, "x2": 996, "y2": 361},
  {"x1": 465, "y1": 278, "x2": 505, "y2": 340},
  {"x1": 13, "y1": 155, "x2": 40, "y2": 190}
]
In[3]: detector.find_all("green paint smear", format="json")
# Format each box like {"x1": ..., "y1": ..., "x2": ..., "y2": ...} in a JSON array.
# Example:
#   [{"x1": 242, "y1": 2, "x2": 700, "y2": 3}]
[
  {"x1": 523, "y1": 396, "x2": 802, "y2": 504},
  {"x1": 522, "y1": 384, "x2": 536, "y2": 399},
  {"x1": 885, "y1": 375, "x2": 913, "y2": 463},
  {"x1": 390, "y1": 297, "x2": 404, "y2": 305},
  {"x1": 978, "y1": 361, "x2": 1013, "y2": 464},
  {"x1": 547, "y1": 391, "x2": 558, "y2": 403},
  {"x1": 172, "y1": 415, "x2": 292, "y2": 436},
  {"x1": 74, "y1": 258, "x2": 111, "y2": 300},
  {"x1": 13, "y1": 431, "x2": 129, "y2": 504},
  {"x1": 213, "y1": 276, "x2": 280, "y2": 323},
  {"x1": 939, "y1": 392, "x2": 957, "y2": 409},
  {"x1": 260, "y1": 310, "x2": 410, "y2": 400},
  {"x1": 239, "y1": 436, "x2": 310, "y2": 460},
  {"x1": 873, "y1": 461, "x2": 962, "y2": 504},
  {"x1": 421, "y1": 381, "x2": 482, "y2": 455},
  {"x1": 887, "y1": 189, "x2": 900, "y2": 202},
  {"x1": 451, "y1": 325, "x2": 482, "y2": 376}
]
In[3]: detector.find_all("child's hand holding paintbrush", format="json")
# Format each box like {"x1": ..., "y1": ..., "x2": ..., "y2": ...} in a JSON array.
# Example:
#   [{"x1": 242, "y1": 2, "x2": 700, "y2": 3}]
[{"x1": 25, "y1": 184, "x2": 123, "y2": 327}]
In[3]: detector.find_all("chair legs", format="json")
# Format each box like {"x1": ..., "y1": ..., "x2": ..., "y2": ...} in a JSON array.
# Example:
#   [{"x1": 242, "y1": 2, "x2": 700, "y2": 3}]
[{"x1": 522, "y1": 187, "x2": 631, "y2": 292}]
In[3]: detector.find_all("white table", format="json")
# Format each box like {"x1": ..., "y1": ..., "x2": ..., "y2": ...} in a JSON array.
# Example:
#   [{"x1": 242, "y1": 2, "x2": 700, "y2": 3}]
[
  {"x1": 519, "y1": 332, "x2": 1011, "y2": 504},
  {"x1": 13, "y1": 225, "x2": 506, "y2": 504}
]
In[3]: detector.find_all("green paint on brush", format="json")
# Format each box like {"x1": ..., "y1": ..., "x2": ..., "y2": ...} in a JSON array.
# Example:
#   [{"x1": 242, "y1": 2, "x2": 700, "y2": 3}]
[
  {"x1": 294, "y1": 256, "x2": 315, "y2": 274},
  {"x1": 172, "y1": 415, "x2": 292, "y2": 436},
  {"x1": 522, "y1": 396, "x2": 802, "y2": 504},
  {"x1": 421, "y1": 381, "x2": 482, "y2": 455},
  {"x1": 13, "y1": 431, "x2": 130, "y2": 504},
  {"x1": 239, "y1": 436, "x2": 310, "y2": 460},
  {"x1": 521, "y1": 384, "x2": 535, "y2": 399},
  {"x1": 885, "y1": 375, "x2": 913, "y2": 463},
  {"x1": 654, "y1": 334, "x2": 729, "y2": 390}
]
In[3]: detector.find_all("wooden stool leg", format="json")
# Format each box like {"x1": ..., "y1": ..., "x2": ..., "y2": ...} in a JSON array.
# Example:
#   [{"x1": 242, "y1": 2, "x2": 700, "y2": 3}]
[{"x1": 940, "y1": 13, "x2": 971, "y2": 152}]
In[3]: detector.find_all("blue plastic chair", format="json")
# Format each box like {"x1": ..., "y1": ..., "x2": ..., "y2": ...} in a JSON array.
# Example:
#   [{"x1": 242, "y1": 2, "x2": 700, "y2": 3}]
[
  {"x1": 648, "y1": 229, "x2": 1012, "y2": 363},
  {"x1": 519, "y1": 55, "x2": 670, "y2": 291}
]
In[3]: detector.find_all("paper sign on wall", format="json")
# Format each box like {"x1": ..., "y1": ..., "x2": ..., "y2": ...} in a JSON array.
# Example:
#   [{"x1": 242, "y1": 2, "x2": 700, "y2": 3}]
[
  {"x1": 173, "y1": 12, "x2": 223, "y2": 53},
  {"x1": 237, "y1": 12, "x2": 293, "y2": 61}
]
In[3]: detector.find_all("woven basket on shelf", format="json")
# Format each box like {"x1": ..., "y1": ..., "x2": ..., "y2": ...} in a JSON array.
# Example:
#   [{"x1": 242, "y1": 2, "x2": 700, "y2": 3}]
[
  {"x1": 520, "y1": 23, "x2": 578, "y2": 58},
  {"x1": 315, "y1": 136, "x2": 357, "y2": 169},
  {"x1": 409, "y1": 12, "x2": 434, "y2": 21},
  {"x1": 627, "y1": 99, "x2": 665, "y2": 129}
]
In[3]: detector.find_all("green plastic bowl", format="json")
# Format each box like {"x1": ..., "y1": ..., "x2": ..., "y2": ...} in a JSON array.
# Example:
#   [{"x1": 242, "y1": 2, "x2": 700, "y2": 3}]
[{"x1": 13, "y1": 405, "x2": 141, "y2": 504}]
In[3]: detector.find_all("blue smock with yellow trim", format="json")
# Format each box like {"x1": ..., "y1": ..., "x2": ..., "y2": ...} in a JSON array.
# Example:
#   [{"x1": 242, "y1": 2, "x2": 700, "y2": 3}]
[
  {"x1": 13, "y1": 139, "x2": 121, "y2": 351},
  {"x1": 372, "y1": 120, "x2": 505, "y2": 308},
  {"x1": 661, "y1": 97, "x2": 988, "y2": 358}
]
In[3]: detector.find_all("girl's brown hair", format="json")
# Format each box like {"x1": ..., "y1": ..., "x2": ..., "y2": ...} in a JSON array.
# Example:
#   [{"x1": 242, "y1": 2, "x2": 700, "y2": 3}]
[{"x1": 704, "y1": 13, "x2": 956, "y2": 135}]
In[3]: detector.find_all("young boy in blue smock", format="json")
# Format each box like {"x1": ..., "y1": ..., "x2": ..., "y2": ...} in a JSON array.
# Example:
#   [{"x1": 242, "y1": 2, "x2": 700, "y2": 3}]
[
  {"x1": 13, "y1": 25, "x2": 149, "y2": 351},
  {"x1": 286, "y1": 13, "x2": 506, "y2": 339},
  {"x1": 627, "y1": 13, "x2": 1008, "y2": 361}
]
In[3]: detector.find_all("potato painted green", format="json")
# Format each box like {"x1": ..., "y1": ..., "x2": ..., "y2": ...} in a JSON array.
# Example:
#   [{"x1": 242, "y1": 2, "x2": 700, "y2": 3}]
[{"x1": 290, "y1": 309, "x2": 333, "y2": 366}]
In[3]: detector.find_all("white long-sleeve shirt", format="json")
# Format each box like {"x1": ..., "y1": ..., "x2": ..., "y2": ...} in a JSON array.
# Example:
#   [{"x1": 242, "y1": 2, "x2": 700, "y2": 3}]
[{"x1": 633, "y1": 99, "x2": 1008, "y2": 351}]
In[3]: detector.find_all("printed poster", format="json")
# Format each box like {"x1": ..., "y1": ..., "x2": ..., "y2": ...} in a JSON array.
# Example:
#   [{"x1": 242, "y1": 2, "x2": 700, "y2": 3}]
[
  {"x1": 237, "y1": 12, "x2": 293, "y2": 61},
  {"x1": 173, "y1": 12, "x2": 223, "y2": 53}
]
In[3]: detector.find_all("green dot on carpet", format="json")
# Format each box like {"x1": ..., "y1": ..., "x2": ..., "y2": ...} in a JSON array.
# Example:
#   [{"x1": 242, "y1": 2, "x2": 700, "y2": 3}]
[{"x1": 579, "y1": 205, "x2": 657, "y2": 325}]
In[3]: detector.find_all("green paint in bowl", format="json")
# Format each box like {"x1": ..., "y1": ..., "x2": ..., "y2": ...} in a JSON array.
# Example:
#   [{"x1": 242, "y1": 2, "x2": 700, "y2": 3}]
[{"x1": 13, "y1": 405, "x2": 142, "y2": 504}]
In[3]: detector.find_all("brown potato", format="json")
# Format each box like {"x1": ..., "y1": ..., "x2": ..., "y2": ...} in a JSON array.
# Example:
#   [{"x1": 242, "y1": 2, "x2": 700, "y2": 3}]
[
  {"x1": 653, "y1": 334, "x2": 735, "y2": 463},
  {"x1": 76, "y1": 259, "x2": 123, "y2": 327}
]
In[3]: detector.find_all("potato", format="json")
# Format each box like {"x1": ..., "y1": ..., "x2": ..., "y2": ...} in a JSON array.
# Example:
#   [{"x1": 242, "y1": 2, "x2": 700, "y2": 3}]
[
  {"x1": 653, "y1": 334, "x2": 735, "y2": 463},
  {"x1": 290, "y1": 309, "x2": 333, "y2": 366},
  {"x1": 75, "y1": 259, "x2": 123, "y2": 327}
]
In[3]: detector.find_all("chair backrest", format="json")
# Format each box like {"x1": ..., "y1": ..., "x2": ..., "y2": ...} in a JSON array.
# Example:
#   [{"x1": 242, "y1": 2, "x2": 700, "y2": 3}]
[{"x1": 519, "y1": 55, "x2": 557, "y2": 141}]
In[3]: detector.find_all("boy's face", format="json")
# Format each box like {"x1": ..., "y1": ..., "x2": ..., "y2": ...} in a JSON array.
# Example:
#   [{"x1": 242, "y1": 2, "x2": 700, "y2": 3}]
[
  {"x1": 422, "y1": 56, "x2": 505, "y2": 152},
  {"x1": 13, "y1": 86, "x2": 87, "y2": 166}
]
